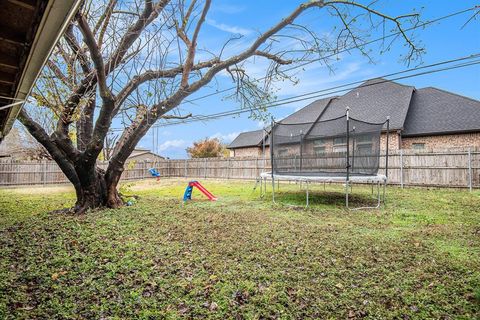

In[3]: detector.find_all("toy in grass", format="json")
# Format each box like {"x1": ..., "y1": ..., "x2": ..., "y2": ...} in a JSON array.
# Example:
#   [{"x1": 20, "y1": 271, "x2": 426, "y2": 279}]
[
  {"x1": 149, "y1": 168, "x2": 161, "y2": 181},
  {"x1": 183, "y1": 181, "x2": 217, "y2": 202}
]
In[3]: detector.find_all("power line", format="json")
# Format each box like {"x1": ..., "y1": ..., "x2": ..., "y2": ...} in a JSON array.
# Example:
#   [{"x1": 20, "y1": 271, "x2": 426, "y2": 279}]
[
  {"x1": 162, "y1": 60, "x2": 480, "y2": 127},
  {"x1": 159, "y1": 59, "x2": 480, "y2": 126},
  {"x1": 182, "y1": 6, "x2": 476, "y2": 105},
  {"x1": 184, "y1": 53, "x2": 480, "y2": 122},
  {"x1": 109, "y1": 53, "x2": 480, "y2": 132}
]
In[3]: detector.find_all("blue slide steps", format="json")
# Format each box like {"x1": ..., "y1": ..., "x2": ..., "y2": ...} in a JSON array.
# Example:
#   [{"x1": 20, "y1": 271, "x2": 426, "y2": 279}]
[{"x1": 183, "y1": 185, "x2": 193, "y2": 201}]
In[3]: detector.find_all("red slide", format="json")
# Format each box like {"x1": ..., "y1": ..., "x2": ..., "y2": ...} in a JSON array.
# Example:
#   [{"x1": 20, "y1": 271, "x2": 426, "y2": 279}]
[{"x1": 190, "y1": 181, "x2": 217, "y2": 201}]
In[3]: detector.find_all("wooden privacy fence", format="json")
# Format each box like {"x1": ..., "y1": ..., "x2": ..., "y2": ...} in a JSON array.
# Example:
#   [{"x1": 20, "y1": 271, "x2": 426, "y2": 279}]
[{"x1": 0, "y1": 148, "x2": 479, "y2": 189}]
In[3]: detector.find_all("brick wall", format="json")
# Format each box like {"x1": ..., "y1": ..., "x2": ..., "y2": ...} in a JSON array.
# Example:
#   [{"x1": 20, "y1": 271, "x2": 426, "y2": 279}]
[
  {"x1": 401, "y1": 133, "x2": 480, "y2": 150},
  {"x1": 229, "y1": 132, "x2": 480, "y2": 157},
  {"x1": 380, "y1": 132, "x2": 401, "y2": 151},
  {"x1": 230, "y1": 147, "x2": 263, "y2": 157}
]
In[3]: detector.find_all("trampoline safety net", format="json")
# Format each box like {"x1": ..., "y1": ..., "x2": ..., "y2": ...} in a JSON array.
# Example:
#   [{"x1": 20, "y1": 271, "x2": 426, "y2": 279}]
[{"x1": 271, "y1": 115, "x2": 387, "y2": 177}]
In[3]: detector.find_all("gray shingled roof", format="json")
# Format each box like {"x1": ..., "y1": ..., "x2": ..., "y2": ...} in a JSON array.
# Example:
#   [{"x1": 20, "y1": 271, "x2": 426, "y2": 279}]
[
  {"x1": 227, "y1": 129, "x2": 265, "y2": 149},
  {"x1": 281, "y1": 97, "x2": 334, "y2": 124},
  {"x1": 228, "y1": 79, "x2": 480, "y2": 149},
  {"x1": 319, "y1": 78, "x2": 413, "y2": 129},
  {"x1": 403, "y1": 87, "x2": 480, "y2": 136}
]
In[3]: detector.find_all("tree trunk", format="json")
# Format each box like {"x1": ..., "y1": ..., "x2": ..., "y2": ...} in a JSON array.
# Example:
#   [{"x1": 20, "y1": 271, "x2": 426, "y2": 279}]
[{"x1": 70, "y1": 164, "x2": 123, "y2": 214}]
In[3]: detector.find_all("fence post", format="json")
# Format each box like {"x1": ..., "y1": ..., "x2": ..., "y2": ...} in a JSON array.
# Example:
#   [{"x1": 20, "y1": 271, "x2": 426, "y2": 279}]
[
  {"x1": 468, "y1": 148, "x2": 472, "y2": 192},
  {"x1": 204, "y1": 158, "x2": 207, "y2": 179},
  {"x1": 400, "y1": 149, "x2": 404, "y2": 189},
  {"x1": 227, "y1": 158, "x2": 230, "y2": 179},
  {"x1": 42, "y1": 160, "x2": 47, "y2": 185},
  {"x1": 184, "y1": 159, "x2": 187, "y2": 178}
]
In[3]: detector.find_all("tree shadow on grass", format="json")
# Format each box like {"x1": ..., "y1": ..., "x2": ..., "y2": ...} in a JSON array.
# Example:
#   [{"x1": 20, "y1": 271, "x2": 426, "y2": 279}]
[{"x1": 274, "y1": 190, "x2": 380, "y2": 209}]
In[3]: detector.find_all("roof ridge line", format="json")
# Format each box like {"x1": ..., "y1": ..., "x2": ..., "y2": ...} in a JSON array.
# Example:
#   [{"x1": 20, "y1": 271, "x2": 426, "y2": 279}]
[
  {"x1": 360, "y1": 77, "x2": 415, "y2": 89},
  {"x1": 419, "y1": 86, "x2": 480, "y2": 104}
]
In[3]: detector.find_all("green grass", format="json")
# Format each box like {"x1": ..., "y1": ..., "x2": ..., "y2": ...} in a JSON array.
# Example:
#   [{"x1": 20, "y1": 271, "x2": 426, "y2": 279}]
[{"x1": 1, "y1": 179, "x2": 479, "y2": 319}]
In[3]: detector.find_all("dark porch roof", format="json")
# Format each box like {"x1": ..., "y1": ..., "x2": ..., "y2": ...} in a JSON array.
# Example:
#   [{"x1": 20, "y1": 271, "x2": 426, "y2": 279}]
[{"x1": 0, "y1": 0, "x2": 81, "y2": 143}]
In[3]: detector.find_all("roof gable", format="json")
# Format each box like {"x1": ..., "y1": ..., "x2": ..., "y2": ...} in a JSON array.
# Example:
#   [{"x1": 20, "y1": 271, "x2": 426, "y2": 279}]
[
  {"x1": 319, "y1": 78, "x2": 413, "y2": 129},
  {"x1": 402, "y1": 87, "x2": 480, "y2": 136}
]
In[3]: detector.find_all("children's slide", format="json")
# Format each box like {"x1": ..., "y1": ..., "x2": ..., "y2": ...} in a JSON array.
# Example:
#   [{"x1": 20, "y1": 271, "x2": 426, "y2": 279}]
[{"x1": 183, "y1": 181, "x2": 217, "y2": 201}]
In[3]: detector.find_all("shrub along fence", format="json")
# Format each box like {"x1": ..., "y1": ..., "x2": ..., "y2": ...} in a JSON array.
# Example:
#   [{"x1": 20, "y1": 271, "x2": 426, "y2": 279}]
[{"x1": 0, "y1": 148, "x2": 479, "y2": 190}]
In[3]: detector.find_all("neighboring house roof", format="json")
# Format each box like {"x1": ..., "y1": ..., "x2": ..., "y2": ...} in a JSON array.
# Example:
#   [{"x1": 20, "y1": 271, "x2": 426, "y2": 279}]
[
  {"x1": 228, "y1": 130, "x2": 266, "y2": 149},
  {"x1": 128, "y1": 148, "x2": 164, "y2": 159},
  {"x1": 319, "y1": 78, "x2": 413, "y2": 129},
  {"x1": 403, "y1": 87, "x2": 480, "y2": 137}
]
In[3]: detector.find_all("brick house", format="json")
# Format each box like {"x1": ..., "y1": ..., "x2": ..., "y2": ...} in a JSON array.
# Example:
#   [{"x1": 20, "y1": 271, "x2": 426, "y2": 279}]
[{"x1": 227, "y1": 78, "x2": 480, "y2": 157}]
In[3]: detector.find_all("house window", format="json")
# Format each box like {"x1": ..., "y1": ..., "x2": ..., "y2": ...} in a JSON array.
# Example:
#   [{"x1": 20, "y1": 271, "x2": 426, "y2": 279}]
[
  {"x1": 355, "y1": 135, "x2": 373, "y2": 154},
  {"x1": 412, "y1": 143, "x2": 425, "y2": 150},
  {"x1": 313, "y1": 138, "x2": 326, "y2": 155},
  {"x1": 333, "y1": 137, "x2": 347, "y2": 153}
]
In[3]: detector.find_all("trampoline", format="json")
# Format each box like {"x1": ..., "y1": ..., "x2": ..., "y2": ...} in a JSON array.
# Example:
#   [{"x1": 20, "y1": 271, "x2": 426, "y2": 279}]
[{"x1": 259, "y1": 108, "x2": 390, "y2": 209}]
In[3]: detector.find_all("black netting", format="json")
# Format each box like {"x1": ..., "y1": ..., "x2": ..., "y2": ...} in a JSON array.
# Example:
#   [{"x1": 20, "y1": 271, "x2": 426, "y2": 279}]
[{"x1": 271, "y1": 115, "x2": 385, "y2": 177}]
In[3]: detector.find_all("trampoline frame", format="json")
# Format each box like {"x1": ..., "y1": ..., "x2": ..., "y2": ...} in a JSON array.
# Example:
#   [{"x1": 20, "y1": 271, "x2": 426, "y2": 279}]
[
  {"x1": 258, "y1": 172, "x2": 387, "y2": 210},
  {"x1": 261, "y1": 108, "x2": 390, "y2": 210}
]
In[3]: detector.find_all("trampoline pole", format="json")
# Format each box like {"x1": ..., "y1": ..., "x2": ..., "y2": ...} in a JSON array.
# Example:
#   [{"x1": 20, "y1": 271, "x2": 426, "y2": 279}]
[
  {"x1": 346, "y1": 180, "x2": 349, "y2": 209},
  {"x1": 382, "y1": 179, "x2": 387, "y2": 206},
  {"x1": 376, "y1": 181, "x2": 381, "y2": 208},
  {"x1": 345, "y1": 107, "x2": 350, "y2": 209},
  {"x1": 270, "y1": 118, "x2": 275, "y2": 204},
  {"x1": 306, "y1": 181, "x2": 309, "y2": 208},
  {"x1": 385, "y1": 117, "x2": 390, "y2": 179}
]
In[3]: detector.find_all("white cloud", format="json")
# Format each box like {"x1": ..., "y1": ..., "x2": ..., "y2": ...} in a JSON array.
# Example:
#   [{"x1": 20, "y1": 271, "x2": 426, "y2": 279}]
[
  {"x1": 206, "y1": 18, "x2": 252, "y2": 36},
  {"x1": 212, "y1": 4, "x2": 246, "y2": 14},
  {"x1": 157, "y1": 139, "x2": 188, "y2": 152},
  {"x1": 210, "y1": 131, "x2": 241, "y2": 143}
]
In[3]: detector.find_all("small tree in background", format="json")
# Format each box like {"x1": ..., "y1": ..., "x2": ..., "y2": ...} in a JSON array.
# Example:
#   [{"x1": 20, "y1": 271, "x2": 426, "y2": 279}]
[{"x1": 186, "y1": 138, "x2": 226, "y2": 158}]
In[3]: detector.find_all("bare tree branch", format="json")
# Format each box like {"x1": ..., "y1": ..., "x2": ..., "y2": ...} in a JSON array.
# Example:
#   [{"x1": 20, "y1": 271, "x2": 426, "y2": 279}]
[
  {"x1": 180, "y1": 0, "x2": 210, "y2": 87},
  {"x1": 77, "y1": 13, "x2": 112, "y2": 101},
  {"x1": 160, "y1": 113, "x2": 192, "y2": 120},
  {"x1": 254, "y1": 51, "x2": 293, "y2": 65},
  {"x1": 64, "y1": 24, "x2": 92, "y2": 74}
]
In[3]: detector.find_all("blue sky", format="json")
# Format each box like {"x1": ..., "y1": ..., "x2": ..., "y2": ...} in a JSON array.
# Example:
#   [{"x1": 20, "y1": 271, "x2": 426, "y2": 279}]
[{"x1": 132, "y1": 0, "x2": 480, "y2": 159}]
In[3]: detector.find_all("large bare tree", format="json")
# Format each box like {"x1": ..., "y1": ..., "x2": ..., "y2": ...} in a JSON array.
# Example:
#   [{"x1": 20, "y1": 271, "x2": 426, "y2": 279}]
[{"x1": 17, "y1": 0, "x2": 422, "y2": 213}]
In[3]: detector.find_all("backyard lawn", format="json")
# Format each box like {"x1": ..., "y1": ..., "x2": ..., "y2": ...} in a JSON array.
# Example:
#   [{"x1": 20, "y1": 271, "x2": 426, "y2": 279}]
[{"x1": 0, "y1": 179, "x2": 479, "y2": 319}]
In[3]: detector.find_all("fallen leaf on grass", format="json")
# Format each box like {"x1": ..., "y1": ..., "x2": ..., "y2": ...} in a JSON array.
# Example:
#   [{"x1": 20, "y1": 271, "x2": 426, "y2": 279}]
[
  {"x1": 51, "y1": 271, "x2": 67, "y2": 281},
  {"x1": 209, "y1": 302, "x2": 218, "y2": 311}
]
